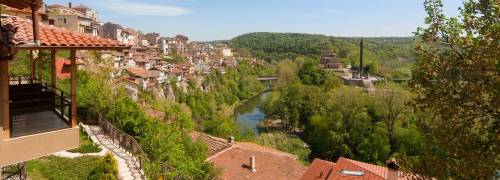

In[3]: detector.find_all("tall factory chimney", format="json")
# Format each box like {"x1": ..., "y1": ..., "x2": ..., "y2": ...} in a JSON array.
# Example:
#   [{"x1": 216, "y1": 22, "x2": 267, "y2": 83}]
[{"x1": 360, "y1": 39, "x2": 364, "y2": 78}]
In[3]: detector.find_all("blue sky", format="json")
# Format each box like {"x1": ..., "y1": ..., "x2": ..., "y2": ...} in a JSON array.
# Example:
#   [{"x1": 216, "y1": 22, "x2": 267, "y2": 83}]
[{"x1": 45, "y1": 0, "x2": 463, "y2": 41}]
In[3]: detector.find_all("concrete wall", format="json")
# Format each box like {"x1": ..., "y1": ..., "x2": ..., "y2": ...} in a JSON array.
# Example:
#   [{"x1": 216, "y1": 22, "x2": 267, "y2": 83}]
[{"x1": 0, "y1": 127, "x2": 79, "y2": 166}]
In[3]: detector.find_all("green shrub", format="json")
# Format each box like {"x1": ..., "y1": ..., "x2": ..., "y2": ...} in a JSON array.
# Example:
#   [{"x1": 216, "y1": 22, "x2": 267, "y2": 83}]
[
  {"x1": 257, "y1": 132, "x2": 311, "y2": 165},
  {"x1": 88, "y1": 153, "x2": 118, "y2": 180}
]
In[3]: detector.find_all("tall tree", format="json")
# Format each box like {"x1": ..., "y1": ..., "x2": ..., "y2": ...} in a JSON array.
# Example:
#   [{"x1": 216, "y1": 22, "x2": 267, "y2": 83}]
[
  {"x1": 373, "y1": 88, "x2": 412, "y2": 150},
  {"x1": 409, "y1": 0, "x2": 499, "y2": 178}
]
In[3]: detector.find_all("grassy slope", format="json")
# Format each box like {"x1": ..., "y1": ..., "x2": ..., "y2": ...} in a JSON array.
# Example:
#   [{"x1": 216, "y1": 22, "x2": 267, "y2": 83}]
[{"x1": 27, "y1": 156, "x2": 112, "y2": 180}]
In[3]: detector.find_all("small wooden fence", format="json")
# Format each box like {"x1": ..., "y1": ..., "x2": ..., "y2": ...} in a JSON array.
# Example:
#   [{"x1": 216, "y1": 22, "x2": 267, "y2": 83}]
[
  {"x1": 1, "y1": 162, "x2": 27, "y2": 180},
  {"x1": 78, "y1": 109, "x2": 149, "y2": 179},
  {"x1": 96, "y1": 113, "x2": 149, "y2": 175},
  {"x1": 78, "y1": 109, "x2": 177, "y2": 179}
]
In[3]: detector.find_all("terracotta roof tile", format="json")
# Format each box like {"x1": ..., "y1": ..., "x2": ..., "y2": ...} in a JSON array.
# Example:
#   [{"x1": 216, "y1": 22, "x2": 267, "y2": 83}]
[
  {"x1": 301, "y1": 157, "x2": 418, "y2": 180},
  {"x1": 209, "y1": 144, "x2": 306, "y2": 180},
  {"x1": 55, "y1": 58, "x2": 71, "y2": 79},
  {"x1": 125, "y1": 67, "x2": 148, "y2": 78},
  {"x1": 1, "y1": 15, "x2": 129, "y2": 49},
  {"x1": 189, "y1": 131, "x2": 232, "y2": 156},
  {"x1": 189, "y1": 132, "x2": 306, "y2": 180},
  {"x1": 125, "y1": 67, "x2": 160, "y2": 78},
  {"x1": 300, "y1": 158, "x2": 336, "y2": 180}
]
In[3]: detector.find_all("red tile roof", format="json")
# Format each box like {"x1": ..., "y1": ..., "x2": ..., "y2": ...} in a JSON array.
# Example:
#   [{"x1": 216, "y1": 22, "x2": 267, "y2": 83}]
[
  {"x1": 125, "y1": 67, "x2": 148, "y2": 78},
  {"x1": 300, "y1": 158, "x2": 336, "y2": 180},
  {"x1": 170, "y1": 67, "x2": 183, "y2": 75},
  {"x1": 113, "y1": 77, "x2": 140, "y2": 86},
  {"x1": 55, "y1": 58, "x2": 71, "y2": 79},
  {"x1": 125, "y1": 67, "x2": 160, "y2": 78},
  {"x1": 189, "y1": 132, "x2": 306, "y2": 180},
  {"x1": 189, "y1": 131, "x2": 232, "y2": 156},
  {"x1": 341, "y1": 158, "x2": 391, "y2": 179},
  {"x1": 209, "y1": 142, "x2": 307, "y2": 180},
  {"x1": 301, "y1": 157, "x2": 413, "y2": 180},
  {"x1": 1, "y1": 15, "x2": 129, "y2": 49}
]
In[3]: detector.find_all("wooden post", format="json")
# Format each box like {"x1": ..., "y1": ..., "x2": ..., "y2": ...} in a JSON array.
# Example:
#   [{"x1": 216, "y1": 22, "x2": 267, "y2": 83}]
[
  {"x1": 29, "y1": 50, "x2": 34, "y2": 81},
  {"x1": 37, "y1": 51, "x2": 42, "y2": 82},
  {"x1": 51, "y1": 50, "x2": 57, "y2": 91},
  {"x1": 31, "y1": 4, "x2": 40, "y2": 46},
  {"x1": 1, "y1": 60, "x2": 9, "y2": 140},
  {"x1": 70, "y1": 50, "x2": 77, "y2": 127}
]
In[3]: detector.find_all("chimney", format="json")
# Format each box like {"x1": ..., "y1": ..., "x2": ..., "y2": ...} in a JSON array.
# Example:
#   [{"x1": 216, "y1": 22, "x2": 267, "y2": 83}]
[
  {"x1": 249, "y1": 155, "x2": 256, "y2": 173},
  {"x1": 386, "y1": 158, "x2": 400, "y2": 180},
  {"x1": 68, "y1": 2, "x2": 72, "y2": 8},
  {"x1": 386, "y1": 158, "x2": 400, "y2": 170},
  {"x1": 228, "y1": 136, "x2": 235, "y2": 144},
  {"x1": 359, "y1": 39, "x2": 364, "y2": 78}
]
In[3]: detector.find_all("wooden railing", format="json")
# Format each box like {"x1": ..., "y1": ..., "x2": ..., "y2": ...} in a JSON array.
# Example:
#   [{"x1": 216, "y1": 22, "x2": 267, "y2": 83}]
[
  {"x1": 8, "y1": 74, "x2": 72, "y2": 124},
  {"x1": 8, "y1": 74, "x2": 39, "y2": 85},
  {"x1": 78, "y1": 109, "x2": 176, "y2": 179},
  {"x1": 96, "y1": 113, "x2": 148, "y2": 179},
  {"x1": 49, "y1": 84, "x2": 72, "y2": 123},
  {"x1": 1, "y1": 162, "x2": 27, "y2": 180}
]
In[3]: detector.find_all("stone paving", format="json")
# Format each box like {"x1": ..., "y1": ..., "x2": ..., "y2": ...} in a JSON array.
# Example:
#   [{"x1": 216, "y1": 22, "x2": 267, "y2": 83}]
[{"x1": 53, "y1": 124, "x2": 144, "y2": 180}]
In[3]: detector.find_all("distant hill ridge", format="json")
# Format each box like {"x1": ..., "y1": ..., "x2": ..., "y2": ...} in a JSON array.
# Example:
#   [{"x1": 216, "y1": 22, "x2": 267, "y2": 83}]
[{"x1": 228, "y1": 32, "x2": 415, "y2": 75}]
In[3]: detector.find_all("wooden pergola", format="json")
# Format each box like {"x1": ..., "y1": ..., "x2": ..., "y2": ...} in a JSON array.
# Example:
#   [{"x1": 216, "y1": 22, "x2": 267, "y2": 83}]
[{"x1": 1, "y1": 1, "x2": 130, "y2": 139}]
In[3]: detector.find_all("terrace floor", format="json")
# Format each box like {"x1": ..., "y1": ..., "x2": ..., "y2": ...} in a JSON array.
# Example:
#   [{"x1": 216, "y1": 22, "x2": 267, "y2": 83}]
[{"x1": 11, "y1": 111, "x2": 69, "y2": 138}]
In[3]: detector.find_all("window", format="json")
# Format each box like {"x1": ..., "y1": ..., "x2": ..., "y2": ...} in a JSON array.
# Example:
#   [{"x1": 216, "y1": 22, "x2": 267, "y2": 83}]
[
  {"x1": 340, "y1": 170, "x2": 364, "y2": 176},
  {"x1": 64, "y1": 18, "x2": 67, "y2": 23}
]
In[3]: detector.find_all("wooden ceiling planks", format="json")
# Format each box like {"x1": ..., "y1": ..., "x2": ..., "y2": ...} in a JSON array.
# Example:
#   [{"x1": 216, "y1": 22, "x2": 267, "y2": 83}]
[{"x1": 1, "y1": 0, "x2": 43, "y2": 10}]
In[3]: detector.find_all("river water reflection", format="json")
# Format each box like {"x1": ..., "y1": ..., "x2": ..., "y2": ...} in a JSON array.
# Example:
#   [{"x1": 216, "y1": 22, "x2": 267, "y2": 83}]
[{"x1": 234, "y1": 91, "x2": 270, "y2": 134}]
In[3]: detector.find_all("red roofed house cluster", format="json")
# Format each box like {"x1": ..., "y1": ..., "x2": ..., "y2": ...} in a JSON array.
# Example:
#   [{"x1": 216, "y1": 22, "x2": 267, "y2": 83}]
[{"x1": 190, "y1": 132, "x2": 414, "y2": 180}]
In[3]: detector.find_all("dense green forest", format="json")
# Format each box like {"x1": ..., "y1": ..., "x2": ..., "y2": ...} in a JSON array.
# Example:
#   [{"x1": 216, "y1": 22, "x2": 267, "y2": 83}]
[
  {"x1": 230, "y1": 32, "x2": 415, "y2": 78},
  {"x1": 262, "y1": 57, "x2": 421, "y2": 166}
]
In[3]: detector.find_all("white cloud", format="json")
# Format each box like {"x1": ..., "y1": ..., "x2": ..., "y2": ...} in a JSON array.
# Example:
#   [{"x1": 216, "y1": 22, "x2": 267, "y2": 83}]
[{"x1": 100, "y1": 0, "x2": 191, "y2": 16}]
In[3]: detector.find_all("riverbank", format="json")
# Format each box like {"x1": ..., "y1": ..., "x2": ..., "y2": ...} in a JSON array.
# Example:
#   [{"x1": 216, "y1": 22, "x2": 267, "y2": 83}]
[
  {"x1": 234, "y1": 90, "x2": 271, "y2": 134},
  {"x1": 232, "y1": 89, "x2": 271, "y2": 110}
]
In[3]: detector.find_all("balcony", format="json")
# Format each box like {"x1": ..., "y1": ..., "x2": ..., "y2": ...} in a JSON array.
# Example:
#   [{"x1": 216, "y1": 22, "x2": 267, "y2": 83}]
[
  {"x1": 0, "y1": 75, "x2": 79, "y2": 167},
  {"x1": 9, "y1": 75, "x2": 71, "y2": 138},
  {"x1": 1, "y1": 8, "x2": 129, "y2": 167}
]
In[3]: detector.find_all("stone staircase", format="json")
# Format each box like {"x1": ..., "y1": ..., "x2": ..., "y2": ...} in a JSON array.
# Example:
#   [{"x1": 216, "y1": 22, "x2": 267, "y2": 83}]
[{"x1": 84, "y1": 125, "x2": 144, "y2": 180}]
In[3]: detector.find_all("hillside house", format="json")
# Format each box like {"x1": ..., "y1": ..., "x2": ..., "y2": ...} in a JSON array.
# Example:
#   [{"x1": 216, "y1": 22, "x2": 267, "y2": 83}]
[
  {"x1": 174, "y1": 34, "x2": 189, "y2": 54},
  {"x1": 113, "y1": 77, "x2": 140, "y2": 101},
  {"x1": 144, "y1": 32, "x2": 160, "y2": 47},
  {"x1": 125, "y1": 67, "x2": 165, "y2": 90},
  {"x1": 46, "y1": 3, "x2": 100, "y2": 36},
  {"x1": 0, "y1": 0, "x2": 129, "y2": 174}
]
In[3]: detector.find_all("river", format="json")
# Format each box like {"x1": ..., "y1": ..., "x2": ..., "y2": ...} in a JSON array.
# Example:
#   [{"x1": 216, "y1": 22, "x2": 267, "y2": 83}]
[{"x1": 234, "y1": 91, "x2": 270, "y2": 134}]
